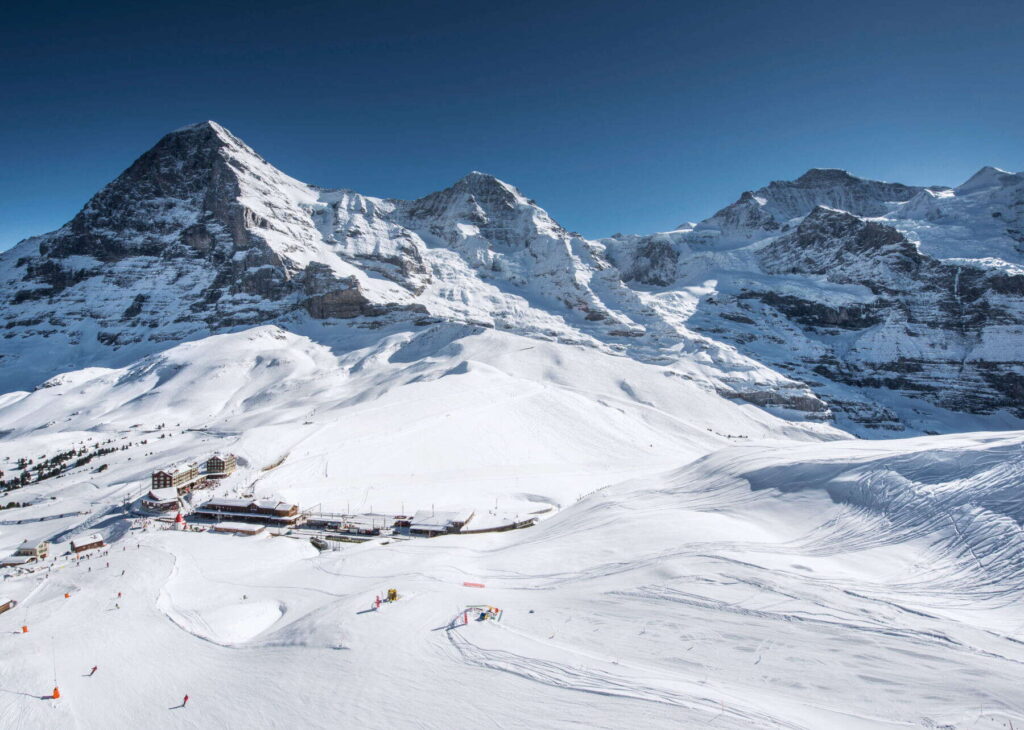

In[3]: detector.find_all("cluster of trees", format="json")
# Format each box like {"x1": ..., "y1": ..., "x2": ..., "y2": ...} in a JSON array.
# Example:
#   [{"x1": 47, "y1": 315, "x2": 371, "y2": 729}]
[
  {"x1": 1, "y1": 424, "x2": 181, "y2": 497},
  {"x1": 1, "y1": 438, "x2": 148, "y2": 493}
]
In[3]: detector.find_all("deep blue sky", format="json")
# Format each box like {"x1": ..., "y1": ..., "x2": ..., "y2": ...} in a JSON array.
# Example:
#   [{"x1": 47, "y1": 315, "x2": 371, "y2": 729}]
[{"x1": 2, "y1": 0, "x2": 1022, "y2": 248}]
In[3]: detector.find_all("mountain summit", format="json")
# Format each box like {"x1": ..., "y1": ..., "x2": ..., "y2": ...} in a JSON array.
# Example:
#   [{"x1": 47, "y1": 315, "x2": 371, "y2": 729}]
[{"x1": 693, "y1": 168, "x2": 934, "y2": 244}]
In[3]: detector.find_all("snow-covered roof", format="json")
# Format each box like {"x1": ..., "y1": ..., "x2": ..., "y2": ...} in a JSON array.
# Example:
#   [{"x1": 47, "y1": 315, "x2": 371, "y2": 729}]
[
  {"x1": 255, "y1": 499, "x2": 294, "y2": 511},
  {"x1": 204, "y1": 497, "x2": 253, "y2": 509},
  {"x1": 342, "y1": 515, "x2": 390, "y2": 529},
  {"x1": 213, "y1": 521, "x2": 264, "y2": 533},
  {"x1": 154, "y1": 462, "x2": 197, "y2": 476},
  {"x1": 410, "y1": 509, "x2": 474, "y2": 531},
  {"x1": 145, "y1": 487, "x2": 178, "y2": 501},
  {"x1": 14, "y1": 540, "x2": 46, "y2": 554},
  {"x1": 71, "y1": 533, "x2": 104, "y2": 548},
  {"x1": 0, "y1": 556, "x2": 36, "y2": 565}
]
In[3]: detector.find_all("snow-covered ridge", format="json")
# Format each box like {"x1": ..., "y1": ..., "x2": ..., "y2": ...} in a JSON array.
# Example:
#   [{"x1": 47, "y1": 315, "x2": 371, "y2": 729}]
[
  {"x1": 687, "y1": 167, "x2": 941, "y2": 247},
  {"x1": 1, "y1": 122, "x2": 1023, "y2": 433}
]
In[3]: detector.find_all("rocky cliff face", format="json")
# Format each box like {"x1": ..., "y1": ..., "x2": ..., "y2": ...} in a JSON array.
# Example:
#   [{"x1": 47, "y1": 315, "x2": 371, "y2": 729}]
[
  {"x1": 749, "y1": 207, "x2": 1024, "y2": 423},
  {"x1": 2, "y1": 123, "x2": 1022, "y2": 435},
  {"x1": 2, "y1": 123, "x2": 423, "y2": 339}
]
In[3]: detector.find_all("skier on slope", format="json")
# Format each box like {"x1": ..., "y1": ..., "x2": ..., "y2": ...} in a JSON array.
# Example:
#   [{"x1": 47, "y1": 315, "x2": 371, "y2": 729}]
[
  {"x1": 89, "y1": 666, "x2": 97, "y2": 676},
  {"x1": 183, "y1": 694, "x2": 189, "y2": 707}
]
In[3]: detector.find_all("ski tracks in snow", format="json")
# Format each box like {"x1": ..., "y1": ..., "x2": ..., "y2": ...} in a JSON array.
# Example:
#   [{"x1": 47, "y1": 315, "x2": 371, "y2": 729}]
[{"x1": 443, "y1": 622, "x2": 805, "y2": 729}]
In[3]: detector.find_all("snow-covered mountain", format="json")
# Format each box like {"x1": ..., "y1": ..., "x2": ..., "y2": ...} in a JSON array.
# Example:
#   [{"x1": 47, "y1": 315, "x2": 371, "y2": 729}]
[
  {"x1": 4, "y1": 123, "x2": 1024, "y2": 729},
  {"x1": 690, "y1": 167, "x2": 939, "y2": 245},
  {"x1": 2, "y1": 122, "x2": 1023, "y2": 434},
  {"x1": 604, "y1": 168, "x2": 1024, "y2": 432}
]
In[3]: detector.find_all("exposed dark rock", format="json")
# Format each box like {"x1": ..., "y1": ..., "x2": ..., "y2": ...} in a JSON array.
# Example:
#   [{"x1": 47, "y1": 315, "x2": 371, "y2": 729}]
[
  {"x1": 122, "y1": 294, "x2": 148, "y2": 320},
  {"x1": 740, "y1": 291, "x2": 881, "y2": 330},
  {"x1": 618, "y1": 238, "x2": 679, "y2": 286}
]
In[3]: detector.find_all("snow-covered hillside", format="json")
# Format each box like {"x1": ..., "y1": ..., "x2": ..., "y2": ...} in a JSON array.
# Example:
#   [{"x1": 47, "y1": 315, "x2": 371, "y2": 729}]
[
  {"x1": 2, "y1": 422, "x2": 1022, "y2": 728},
  {"x1": 0, "y1": 324, "x2": 840, "y2": 523}
]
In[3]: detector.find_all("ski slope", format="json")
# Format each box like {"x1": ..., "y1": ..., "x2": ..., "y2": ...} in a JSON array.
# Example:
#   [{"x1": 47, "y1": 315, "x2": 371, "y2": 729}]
[{"x1": 1, "y1": 321, "x2": 1023, "y2": 728}]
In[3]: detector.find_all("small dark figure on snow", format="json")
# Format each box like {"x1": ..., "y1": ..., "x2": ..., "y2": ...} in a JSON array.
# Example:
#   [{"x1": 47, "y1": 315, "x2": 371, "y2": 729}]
[
  {"x1": 183, "y1": 694, "x2": 189, "y2": 707},
  {"x1": 89, "y1": 666, "x2": 97, "y2": 676}
]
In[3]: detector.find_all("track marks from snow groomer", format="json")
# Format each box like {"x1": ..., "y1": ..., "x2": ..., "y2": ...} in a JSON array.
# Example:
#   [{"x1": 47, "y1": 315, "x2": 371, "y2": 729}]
[{"x1": 443, "y1": 623, "x2": 804, "y2": 729}]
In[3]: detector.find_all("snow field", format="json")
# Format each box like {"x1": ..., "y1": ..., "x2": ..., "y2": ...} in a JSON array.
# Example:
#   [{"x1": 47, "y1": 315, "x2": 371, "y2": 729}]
[
  {"x1": 2, "y1": 430, "x2": 1023, "y2": 728},
  {"x1": 0, "y1": 325, "x2": 1022, "y2": 728}
]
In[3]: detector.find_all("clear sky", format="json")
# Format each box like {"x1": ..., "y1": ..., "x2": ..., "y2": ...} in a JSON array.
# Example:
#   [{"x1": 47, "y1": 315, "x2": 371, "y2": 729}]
[{"x1": 2, "y1": 0, "x2": 1022, "y2": 248}]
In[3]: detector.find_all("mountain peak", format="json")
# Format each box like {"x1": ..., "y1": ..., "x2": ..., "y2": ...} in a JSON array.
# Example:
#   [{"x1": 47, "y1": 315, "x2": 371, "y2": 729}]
[
  {"x1": 410, "y1": 170, "x2": 530, "y2": 213},
  {"x1": 31, "y1": 120, "x2": 273, "y2": 264},
  {"x1": 463, "y1": 170, "x2": 498, "y2": 181},
  {"x1": 956, "y1": 165, "x2": 1020, "y2": 194},
  {"x1": 793, "y1": 168, "x2": 860, "y2": 186},
  {"x1": 155, "y1": 120, "x2": 248, "y2": 156},
  {"x1": 453, "y1": 170, "x2": 520, "y2": 197},
  {"x1": 170, "y1": 120, "x2": 227, "y2": 134}
]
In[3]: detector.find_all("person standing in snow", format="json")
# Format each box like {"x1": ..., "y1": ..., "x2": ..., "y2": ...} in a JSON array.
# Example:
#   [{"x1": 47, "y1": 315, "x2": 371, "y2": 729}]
[
  {"x1": 183, "y1": 694, "x2": 189, "y2": 707},
  {"x1": 89, "y1": 666, "x2": 97, "y2": 676}
]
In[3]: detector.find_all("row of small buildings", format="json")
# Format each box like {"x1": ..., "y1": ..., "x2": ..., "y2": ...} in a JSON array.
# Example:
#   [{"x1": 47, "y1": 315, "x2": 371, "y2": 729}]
[
  {"x1": 189, "y1": 501, "x2": 475, "y2": 538},
  {"x1": 305, "y1": 509, "x2": 475, "y2": 538},
  {"x1": 1, "y1": 534, "x2": 105, "y2": 567}
]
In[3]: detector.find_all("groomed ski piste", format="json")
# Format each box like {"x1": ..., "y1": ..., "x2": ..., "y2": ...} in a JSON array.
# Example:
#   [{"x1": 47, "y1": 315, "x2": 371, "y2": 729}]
[{"x1": 1, "y1": 326, "x2": 1023, "y2": 728}]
